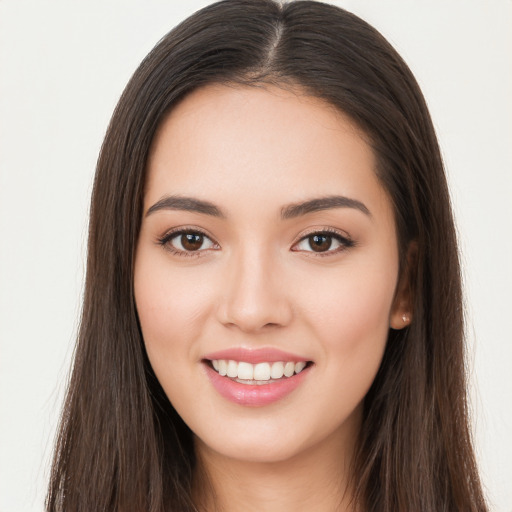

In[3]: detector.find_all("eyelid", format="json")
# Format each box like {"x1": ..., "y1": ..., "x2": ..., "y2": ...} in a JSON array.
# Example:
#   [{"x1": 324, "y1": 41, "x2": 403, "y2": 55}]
[
  {"x1": 291, "y1": 227, "x2": 355, "y2": 255},
  {"x1": 157, "y1": 226, "x2": 220, "y2": 257}
]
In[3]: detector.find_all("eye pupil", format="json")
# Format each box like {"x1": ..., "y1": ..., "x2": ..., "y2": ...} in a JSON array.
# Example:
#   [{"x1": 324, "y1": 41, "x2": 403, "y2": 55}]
[
  {"x1": 181, "y1": 233, "x2": 203, "y2": 251},
  {"x1": 310, "y1": 234, "x2": 331, "y2": 252}
]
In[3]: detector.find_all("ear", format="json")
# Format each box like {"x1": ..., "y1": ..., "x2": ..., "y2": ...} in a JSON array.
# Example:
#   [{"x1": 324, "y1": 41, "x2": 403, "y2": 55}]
[{"x1": 390, "y1": 241, "x2": 417, "y2": 330}]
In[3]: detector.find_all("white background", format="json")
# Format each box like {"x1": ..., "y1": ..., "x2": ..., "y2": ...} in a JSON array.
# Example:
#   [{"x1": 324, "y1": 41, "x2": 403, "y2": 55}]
[{"x1": 0, "y1": 1, "x2": 510, "y2": 511}]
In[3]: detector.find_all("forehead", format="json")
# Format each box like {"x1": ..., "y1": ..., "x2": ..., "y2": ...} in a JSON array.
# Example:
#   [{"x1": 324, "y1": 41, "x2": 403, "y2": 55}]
[{"x1": 145, "y1": 84, "x2": 387, "y2": 218}]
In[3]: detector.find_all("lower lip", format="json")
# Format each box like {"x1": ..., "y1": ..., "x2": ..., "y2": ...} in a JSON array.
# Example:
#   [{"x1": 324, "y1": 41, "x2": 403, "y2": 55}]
[{"x1": 204, "y1": 363, "x2": 311, "y2": 407}]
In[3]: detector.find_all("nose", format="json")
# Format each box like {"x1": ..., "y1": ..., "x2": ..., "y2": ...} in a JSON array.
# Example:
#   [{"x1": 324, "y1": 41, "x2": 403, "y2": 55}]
[{"x1": 216, "y1": 245, "x2": 293, "y2": 333}]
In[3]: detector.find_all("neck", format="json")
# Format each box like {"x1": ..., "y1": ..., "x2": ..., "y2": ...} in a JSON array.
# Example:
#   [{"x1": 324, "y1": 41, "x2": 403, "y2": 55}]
[{"x1": 192, "y1": 422, "x2": 361, "y2": 512}]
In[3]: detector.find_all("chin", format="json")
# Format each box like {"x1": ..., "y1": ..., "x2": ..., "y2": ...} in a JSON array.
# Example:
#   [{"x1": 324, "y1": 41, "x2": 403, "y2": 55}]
[
  {"x1": 192, "y1": 407, "x2": 360, "y2": 467},
  {"x1": 197, "y1": 434, "x2": 306, "y2": 465}
]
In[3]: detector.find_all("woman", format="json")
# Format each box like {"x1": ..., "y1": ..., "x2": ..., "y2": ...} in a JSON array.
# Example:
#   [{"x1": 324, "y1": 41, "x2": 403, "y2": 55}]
[{"x1": 46, "y1": 1, "x2": 488, "y2": 510}]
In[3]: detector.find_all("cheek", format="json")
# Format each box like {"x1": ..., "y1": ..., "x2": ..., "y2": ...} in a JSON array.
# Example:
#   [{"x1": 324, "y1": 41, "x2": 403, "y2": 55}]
[
  {"x1": 134, "y1": 252, "x2": 214, "y2": 364},
  {"x1": 291, "y1": 259, "x2": 397, "y2": 430},
  {"x1": 134, "y1": 259, "x2": 216, "y2": 417},
  {"x1": 297, "y1": 253, "x2": 398, "y2": 369}
]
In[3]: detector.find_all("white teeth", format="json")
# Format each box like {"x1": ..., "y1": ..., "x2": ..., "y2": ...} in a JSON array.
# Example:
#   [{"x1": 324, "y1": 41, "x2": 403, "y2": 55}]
[
  {"x1": 210, "y1": 359, "x2": 308, "y2": 381},
  {"x1": 253, "y1": 362, "x2": 271, "y2": 381},
  {"x1": 270, "y1": 361, "x2": 284, "y2": 379},
  {"x1": 218, "y1": 359, "x2": 227, "y2": 376},
  {"x1": 284, "y1": 361, "x2": 295, "y2": 377},
  {"x1": 226, "y1": 360, "x2": 238, "y2": 378},
  {"x1": 295, "y1": 361, "x2": 306, "y2": 374},
  {"x1": 237, "y1": 361, "x2": 254, "y2": 380}
]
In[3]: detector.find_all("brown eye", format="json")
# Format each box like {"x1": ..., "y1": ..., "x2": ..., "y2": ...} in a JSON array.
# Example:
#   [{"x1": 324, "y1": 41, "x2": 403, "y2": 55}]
[
  {"x1": 162, "y1": 230, "x2": 216, "y2": 254},
  {"x1": 181, "y1": 233, "x2": 204, "y2": 251},
  {"x1": 309, "y1": 234, "x2": 332, "y2": 252},
  {"x1": 293, "y1": 231, "x2": 353, "y2": 255}
]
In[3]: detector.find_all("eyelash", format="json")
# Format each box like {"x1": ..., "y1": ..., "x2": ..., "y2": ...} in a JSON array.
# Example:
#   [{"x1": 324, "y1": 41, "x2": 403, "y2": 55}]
[
  {"x1": 157, "y1": 227, "x2": 354, "y2": 258},
  {"x1": 157, "y1": 227, "x2": 218, "y2": 258},
  {"x1": 292, "y1": 227, "x2": 355, "y2": 257}
]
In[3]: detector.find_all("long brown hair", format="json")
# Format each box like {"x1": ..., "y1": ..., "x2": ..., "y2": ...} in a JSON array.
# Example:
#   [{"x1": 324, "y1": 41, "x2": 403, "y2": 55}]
[{"x1": 46, "y1": 1, "x2": 488, "y2": 510}]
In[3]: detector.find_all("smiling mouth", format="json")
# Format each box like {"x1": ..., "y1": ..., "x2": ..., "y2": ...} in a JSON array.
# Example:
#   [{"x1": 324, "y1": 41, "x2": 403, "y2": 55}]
[{"x1": 206, "y1": 359, "x2": 312, "y2": 385}]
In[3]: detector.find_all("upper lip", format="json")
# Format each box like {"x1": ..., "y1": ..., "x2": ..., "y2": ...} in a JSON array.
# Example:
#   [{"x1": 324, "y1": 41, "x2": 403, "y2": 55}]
[{"x1": 203, "y1": 347, "x2": 310, "y2": 364}]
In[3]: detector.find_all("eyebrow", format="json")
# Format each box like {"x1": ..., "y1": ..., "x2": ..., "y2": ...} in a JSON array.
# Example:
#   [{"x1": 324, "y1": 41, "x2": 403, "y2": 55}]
[
  {"x1": 146, "y1": 195, "x2": 225, "y2": 218},
  {"x1": 145, "y1": 194, "x2": 371, "y2": 219},
  {"x1": 280, "y1": 195, "x2": 371, "y2": 219}
]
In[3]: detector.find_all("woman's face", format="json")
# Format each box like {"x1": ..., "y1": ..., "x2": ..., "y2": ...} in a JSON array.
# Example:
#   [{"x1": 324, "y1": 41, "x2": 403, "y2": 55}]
[{"x1": 134, "y1": 84, "x2": 408, "y2": 464}]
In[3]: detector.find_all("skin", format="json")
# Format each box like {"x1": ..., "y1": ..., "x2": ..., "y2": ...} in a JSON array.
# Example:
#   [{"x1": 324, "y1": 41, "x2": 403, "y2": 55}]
[{"x1": 134, "y1": 84, "x2": 411, "y2": 512}]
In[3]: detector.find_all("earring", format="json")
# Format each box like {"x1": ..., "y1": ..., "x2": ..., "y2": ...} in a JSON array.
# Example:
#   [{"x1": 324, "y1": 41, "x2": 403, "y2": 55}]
[{"x1": 402, "y1": 313, "x2": 409, "y2": 324}]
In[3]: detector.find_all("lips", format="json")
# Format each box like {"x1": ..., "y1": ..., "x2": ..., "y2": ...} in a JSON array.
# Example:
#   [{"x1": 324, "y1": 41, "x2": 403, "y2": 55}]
[
  {"x1": 202, "y1": 348, "x2": 313, "y2": 406},
  {"x1": 204, "y1": 347, "x2": 309, "y2": 364}
]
